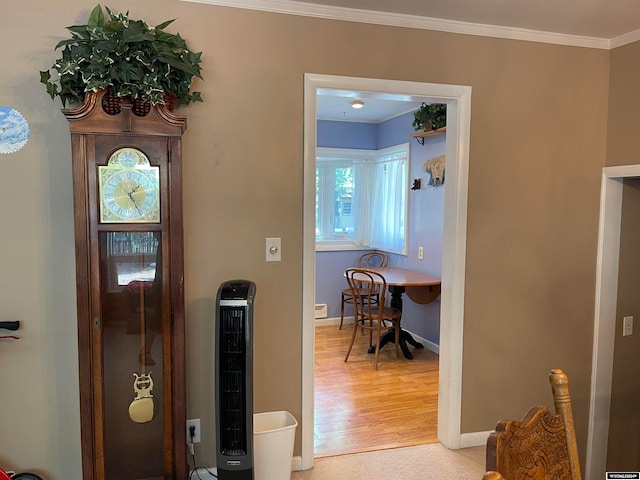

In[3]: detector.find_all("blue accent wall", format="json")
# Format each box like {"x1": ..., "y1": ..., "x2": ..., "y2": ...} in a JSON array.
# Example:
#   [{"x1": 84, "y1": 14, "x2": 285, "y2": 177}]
[
  {"x1": 377, "y1": 112, "x2": 414, "y2": 149},
  {"x1": 317, "y1": 120, "x2": 377, "y2": 149},
  {"x1": 315, "y1": 112, "x2": 445, "y2": 348}
]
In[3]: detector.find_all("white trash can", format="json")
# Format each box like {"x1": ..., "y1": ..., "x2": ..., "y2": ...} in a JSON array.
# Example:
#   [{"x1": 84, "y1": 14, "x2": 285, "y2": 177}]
[{"x1": 253, "y1": 411, "x2": 298, "y2": 480}]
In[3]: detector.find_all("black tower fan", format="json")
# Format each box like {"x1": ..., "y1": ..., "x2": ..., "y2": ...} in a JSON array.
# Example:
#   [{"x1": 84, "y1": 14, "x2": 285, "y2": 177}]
[{"x1": 215, "y1": 280, "x2": 256, "y2": 480}]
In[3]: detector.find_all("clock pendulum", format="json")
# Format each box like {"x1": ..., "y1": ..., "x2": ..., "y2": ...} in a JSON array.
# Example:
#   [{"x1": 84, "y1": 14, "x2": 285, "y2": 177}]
[{"x1": 128, "y1": 279, "x2": 155, "y2": 424}]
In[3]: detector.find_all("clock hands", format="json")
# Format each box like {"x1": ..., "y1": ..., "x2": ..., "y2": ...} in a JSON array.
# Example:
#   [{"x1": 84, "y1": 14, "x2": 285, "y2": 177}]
[{"x1": 127, "y1": 184, "x2": 143, "y2": 213}]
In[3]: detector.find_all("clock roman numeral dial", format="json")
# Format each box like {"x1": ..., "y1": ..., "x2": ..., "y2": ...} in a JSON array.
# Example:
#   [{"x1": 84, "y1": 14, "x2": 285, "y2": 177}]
[{"x1": 98, "y1": 149, "x2": 160, "y2": 223}]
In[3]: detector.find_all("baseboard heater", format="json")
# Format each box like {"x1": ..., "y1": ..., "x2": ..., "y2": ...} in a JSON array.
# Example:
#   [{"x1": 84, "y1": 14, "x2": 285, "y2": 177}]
[
  {"x1": 314, "y1": 303, "x2": 327, "y2": 319},
  {"x1": 215, "y1": 280, "x2": 256, "y2": 480}
]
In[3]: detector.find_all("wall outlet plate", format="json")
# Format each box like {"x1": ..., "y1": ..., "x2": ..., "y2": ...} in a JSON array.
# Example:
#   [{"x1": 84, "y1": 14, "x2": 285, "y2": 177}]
[{"x1": 187, "y1": 418, "x2": 201, "y2": 443}]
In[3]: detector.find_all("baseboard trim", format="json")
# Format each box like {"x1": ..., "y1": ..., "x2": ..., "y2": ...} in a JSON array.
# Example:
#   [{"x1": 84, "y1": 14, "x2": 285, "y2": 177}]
[
  {"x1": 315, "y1": 316, "x2": 351, "y2": 327},
  {"x1": 459, "y1": 430, "x2": 491, "y2": 448},
  {"x1": 407, "y1": 331, "x2": 439, "y2": 355}
]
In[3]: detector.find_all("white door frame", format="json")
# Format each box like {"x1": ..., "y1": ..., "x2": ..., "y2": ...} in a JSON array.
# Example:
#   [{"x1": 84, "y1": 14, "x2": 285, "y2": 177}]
[
  {"x1": 301, "y1": 73, "x2": 472, "y2": 469},
  {"x1": 587, "y1": 164, "x2": 640, "y2": 479}
]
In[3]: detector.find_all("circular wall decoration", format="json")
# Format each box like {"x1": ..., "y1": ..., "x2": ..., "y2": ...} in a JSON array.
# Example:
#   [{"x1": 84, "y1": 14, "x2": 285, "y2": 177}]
[{"x1": 0, "y1": 106, "x2": 30, "y2": 154}]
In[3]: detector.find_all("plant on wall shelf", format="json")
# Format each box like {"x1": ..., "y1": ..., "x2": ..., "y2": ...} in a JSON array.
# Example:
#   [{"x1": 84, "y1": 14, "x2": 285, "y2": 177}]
[
  {"x1": 412, "y1": 103, "x2": 446, "y2": 131},
  {"x1": 40, "y1": 4, "x2": 203, "y2": 109}
]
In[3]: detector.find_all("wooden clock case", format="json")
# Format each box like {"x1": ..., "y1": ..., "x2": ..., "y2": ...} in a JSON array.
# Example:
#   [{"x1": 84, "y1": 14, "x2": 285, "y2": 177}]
[{"x1": 63, "y1": 90, "x2": 187, "y2": 479}]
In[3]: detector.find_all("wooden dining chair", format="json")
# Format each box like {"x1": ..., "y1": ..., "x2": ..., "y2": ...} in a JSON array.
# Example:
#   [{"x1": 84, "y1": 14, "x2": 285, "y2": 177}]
[
  {"x1": 344, "y1": 268, "x2": 401, "y2": 370},
  {"x1": 482, "y1": 368, "x2": 582, "y2": 480},
  {"x1": 339, "y1": 251, "x2": 388, "y2": 330}
]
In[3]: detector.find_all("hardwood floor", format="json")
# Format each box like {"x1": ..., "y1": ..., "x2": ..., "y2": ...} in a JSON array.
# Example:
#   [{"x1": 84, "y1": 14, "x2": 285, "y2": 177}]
[{"x1": 314, "y1": 324, "x2": 439, "y2": 457}]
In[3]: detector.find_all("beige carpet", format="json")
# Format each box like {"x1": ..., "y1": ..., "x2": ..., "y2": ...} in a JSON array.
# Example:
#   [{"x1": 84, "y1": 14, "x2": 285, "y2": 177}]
[{"x1": 291, "y1": 444, "x2": 486, "y2": 479}]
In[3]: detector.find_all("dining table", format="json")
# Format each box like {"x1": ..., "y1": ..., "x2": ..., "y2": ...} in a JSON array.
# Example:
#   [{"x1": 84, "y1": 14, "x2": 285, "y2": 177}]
[{"x1": 353, "y1": 266, "x2": 441, "y2": 359}]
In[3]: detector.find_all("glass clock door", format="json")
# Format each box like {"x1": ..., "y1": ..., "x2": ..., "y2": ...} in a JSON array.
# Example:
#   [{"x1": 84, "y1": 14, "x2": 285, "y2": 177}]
[{"x1": 99, "y1": 231, "x2": 165, "y2": 480}]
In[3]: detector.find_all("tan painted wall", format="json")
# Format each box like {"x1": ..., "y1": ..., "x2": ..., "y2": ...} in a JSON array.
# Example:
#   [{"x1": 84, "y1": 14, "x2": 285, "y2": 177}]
[
  {"x1": 607, "y1": 41, "x2": 640, "y2": 167},
  {"x1": 0, "y1": 0, "x2": 613, "y2": 477}
]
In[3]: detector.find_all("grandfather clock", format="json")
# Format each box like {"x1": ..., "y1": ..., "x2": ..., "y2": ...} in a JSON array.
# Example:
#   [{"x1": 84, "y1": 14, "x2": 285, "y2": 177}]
[{"x1": 63, "y1": 90, "x2": 187, "y2": 479}]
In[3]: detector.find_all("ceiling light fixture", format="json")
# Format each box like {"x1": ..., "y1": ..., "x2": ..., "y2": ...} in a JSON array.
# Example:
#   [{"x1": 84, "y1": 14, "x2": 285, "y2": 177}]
[{"x1": 350, "y1": 100, "x2": 365, "y2": 109}]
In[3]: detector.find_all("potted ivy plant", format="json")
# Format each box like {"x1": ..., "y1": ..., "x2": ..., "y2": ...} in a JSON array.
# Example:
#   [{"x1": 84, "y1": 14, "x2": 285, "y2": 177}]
[
  {"x1": 412, "y1": 103, "x2": 446, "y2": 131},
  {"x1": 40, "y1": 4, "x2": 203, "y2": 110}
]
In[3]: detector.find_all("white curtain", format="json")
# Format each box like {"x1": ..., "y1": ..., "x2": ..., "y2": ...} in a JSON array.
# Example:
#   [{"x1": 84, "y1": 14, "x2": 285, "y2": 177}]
[
  {"x1": 352, "y1": 158, "x2": 371, "y2": 248},
  {"x1": 315, "y1": 145, "x2": 408, "y2": 253},
  {"x1": 369, "y1": 148, "x2": 408, "y2": 255}
]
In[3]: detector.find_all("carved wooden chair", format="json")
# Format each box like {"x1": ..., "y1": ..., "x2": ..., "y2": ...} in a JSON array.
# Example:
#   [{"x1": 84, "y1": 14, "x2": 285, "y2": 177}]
[
  {"x1": 339, "y1": 251, "x2": 388, "y2": 330},
  {"x1": 344, "y1": 268, "x2": 400, "y2": 370},
  {"x1": 483, "y1": 369, "x2": 582, "y2": 480}
]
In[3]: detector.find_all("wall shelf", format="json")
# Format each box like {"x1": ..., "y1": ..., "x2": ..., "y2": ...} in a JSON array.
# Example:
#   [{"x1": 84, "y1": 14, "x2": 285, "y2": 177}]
[{"x1": 410, "y1": 126, "x2": 446, "y2": 145}]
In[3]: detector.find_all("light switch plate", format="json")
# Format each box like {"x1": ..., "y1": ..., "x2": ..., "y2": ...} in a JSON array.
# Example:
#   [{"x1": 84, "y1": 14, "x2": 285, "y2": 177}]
[
  {"x1": 623, "y1": 315, "x2": 633, "y2": 336},
  {"x1": 266, "y1": 237, "x2": 281, "y2": 262}
]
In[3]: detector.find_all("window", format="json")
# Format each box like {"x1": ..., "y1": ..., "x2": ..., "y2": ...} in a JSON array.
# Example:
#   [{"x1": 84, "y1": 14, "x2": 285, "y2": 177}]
[{"x1": 316, "y1": 144, "x2": 409, "y2": 254}]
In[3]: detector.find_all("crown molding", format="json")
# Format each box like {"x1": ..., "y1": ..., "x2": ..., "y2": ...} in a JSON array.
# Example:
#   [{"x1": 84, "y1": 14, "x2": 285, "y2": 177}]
[
  {"x1": 180, "y1": 0, "x2": 614, "y2": 49},
  {"x1": 610, "y1": 28, "x2": 640, "y2": 49}
]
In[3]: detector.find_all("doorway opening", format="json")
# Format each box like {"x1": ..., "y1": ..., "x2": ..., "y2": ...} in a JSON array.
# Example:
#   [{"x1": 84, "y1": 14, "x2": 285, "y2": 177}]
[
  {"x1": 301, "y1": 74, "x2": 472, "y2": 470},
  {"x1": 587, "y1": 165, "x2": 640, "y2": 479}
]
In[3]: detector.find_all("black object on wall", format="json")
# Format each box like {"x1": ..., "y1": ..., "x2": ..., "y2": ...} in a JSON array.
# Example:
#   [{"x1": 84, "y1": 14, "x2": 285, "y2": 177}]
[{"x1": 215, "y1": 280, "x2": 257, "y2": 480}]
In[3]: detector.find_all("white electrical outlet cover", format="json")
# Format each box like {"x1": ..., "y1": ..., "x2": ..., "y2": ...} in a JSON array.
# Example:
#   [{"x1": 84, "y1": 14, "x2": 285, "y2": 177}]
[{"x1": 186, "y1": 418, "x2": 201, "y2": 443}]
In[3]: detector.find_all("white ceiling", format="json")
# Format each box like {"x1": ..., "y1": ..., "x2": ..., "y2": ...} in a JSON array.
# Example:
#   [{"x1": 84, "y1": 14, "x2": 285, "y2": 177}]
[
  {"x1": 316, "y1": 89, "x2": 425, "y2": 124},
  {"x1": 185, "y1": 0, "x2": 640, "y2": 122}
]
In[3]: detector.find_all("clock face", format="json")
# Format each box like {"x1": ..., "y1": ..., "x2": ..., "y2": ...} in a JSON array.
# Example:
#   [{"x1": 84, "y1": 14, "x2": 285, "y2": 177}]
[{"x1": 99, "y1": 148, "x2": 160, "y2": 223}]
